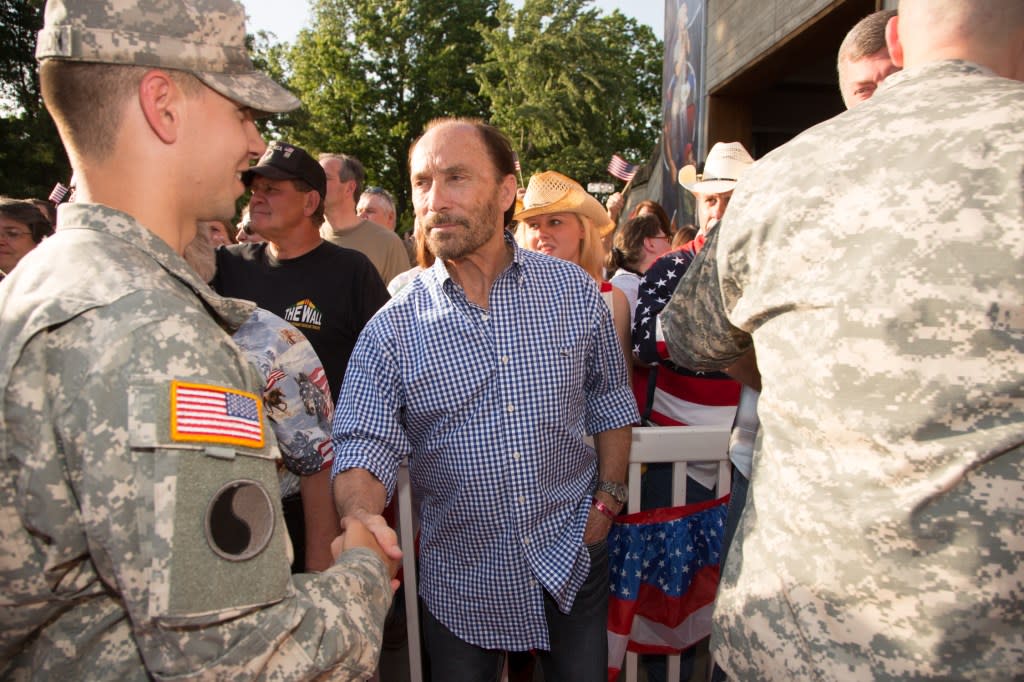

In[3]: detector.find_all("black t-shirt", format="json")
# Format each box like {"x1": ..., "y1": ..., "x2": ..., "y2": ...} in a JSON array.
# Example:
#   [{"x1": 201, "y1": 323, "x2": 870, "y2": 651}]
[{"x1": 213, "y1": 241, "x2": 389, "y2": 399}]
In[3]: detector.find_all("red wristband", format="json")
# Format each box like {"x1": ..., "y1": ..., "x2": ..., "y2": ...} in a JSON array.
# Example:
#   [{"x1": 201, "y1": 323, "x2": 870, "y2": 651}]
[{"x1": 592, "y1": 497, "x2": 617, "y2": 520}]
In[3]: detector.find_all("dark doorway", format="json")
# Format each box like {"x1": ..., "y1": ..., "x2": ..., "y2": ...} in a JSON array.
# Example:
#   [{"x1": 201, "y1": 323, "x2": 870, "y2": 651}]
[{"x1": 707, "y1": 0, "x2": 878, "y2": 157}]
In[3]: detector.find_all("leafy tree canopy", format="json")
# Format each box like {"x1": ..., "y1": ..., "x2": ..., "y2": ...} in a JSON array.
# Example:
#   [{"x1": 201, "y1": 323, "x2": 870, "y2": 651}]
[
  {"x1": 275, "y1": 0, "x2": 498, "y2": 228},
  {"x1": 477, "y1": 0, "x2": 662, "y2": 186},
  {"x1": 1, "y1": 0, "x2": 662, "y2": 221},
  {"x1": 0, "y1": 0, "x2": 70, "y2": 201}
]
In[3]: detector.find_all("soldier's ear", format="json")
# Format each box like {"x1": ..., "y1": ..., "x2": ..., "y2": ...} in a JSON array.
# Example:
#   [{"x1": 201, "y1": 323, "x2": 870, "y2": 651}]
[
  {"x1": 885, "y1": 15, "x2": 904, "y2": 68},
  {"x1": 139, "y1": 69, "x2": 183, "y2": 145}
]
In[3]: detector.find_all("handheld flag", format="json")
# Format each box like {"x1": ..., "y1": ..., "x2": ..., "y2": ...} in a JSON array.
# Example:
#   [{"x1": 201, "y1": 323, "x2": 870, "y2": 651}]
[
  {"x1": 48, "y1": 182, "x2": 70, "y2": 204},
  {"x1": 607, "y1": 154, "x2": 638, "y2": 182},
  {"x1": 512, "y1": 151, "x2": 525, "y2": 187}
]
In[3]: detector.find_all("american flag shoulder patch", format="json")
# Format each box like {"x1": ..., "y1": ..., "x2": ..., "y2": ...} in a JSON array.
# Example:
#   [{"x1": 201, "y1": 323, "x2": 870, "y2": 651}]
[{"x1": 170, "y1": 380, "x2": 265, "y2": 449}]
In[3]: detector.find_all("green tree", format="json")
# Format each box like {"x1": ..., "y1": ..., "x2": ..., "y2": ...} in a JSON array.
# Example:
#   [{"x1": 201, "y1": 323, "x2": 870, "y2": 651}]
[
  {"x1": 279, "y1": 0, "x2": 497, "y2": 228},
  {"x1": 477, "y1": 0, "x2": 662, "y2": 186},
  {"x1": 0, "y1": 0, "x2": 70, "y2": 200}
]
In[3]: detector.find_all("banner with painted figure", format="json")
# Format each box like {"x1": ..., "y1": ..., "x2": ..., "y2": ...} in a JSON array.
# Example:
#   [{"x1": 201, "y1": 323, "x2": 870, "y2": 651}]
[{"x1": 660, "y1": 0, "x2": 705, "y2": 231}]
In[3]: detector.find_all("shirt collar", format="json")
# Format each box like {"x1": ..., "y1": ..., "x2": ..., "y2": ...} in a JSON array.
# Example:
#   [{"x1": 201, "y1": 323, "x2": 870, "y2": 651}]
[
  {"x1": 57, "y1": 203, "x2": 255, "y2": 332},
  {"x1": 877, "y1": 59, "x2": 995, "y2": 95},
  {"x1": 426, "y1": 228, "x2": 525, "y2": 292}
]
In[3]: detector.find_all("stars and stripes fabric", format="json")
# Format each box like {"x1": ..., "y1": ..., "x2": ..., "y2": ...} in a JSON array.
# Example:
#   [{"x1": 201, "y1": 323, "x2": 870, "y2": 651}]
[
  {"x1": 513, "y1": 151, "x2": 522, "y2": 173},
  {"x1": 633, "y1": 242, "x2": 701, "y2": 367},
  {"x1": 170, "y1": 380, "x2": 265, "y2": 448},
  {"x1": 232, "y1": 307, "x2": 335, "y2": 480},
  {"x1": 309, "y1": 366, "x2": 327, "y2": 392},
  {"x1": 607, "y1": 153, "x2": 639, "y2": 182},
  {"x1": 606, "y1": 496, "x2": 728, "y2": 681},
  {"x1": 630, "y1": 238, "x2": 740, "y2": 487},
  {"x1": 265, "y1": 368, "x2": 286, "y2": 390},
  {"x1": 632, "y1": 238, "x2": 739, "y2": 427}
]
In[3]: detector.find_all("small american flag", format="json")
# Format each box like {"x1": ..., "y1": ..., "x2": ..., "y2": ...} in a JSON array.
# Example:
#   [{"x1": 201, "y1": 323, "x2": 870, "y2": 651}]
[
  {"x1": 48, "y1": 182, "x2": 70, "y2": 204},
  {"x1": 171, "y1": 381, "x2": 265, "y2": 448},
  {"x1": 266, "y1": 368, "x2": 286, "y2": 390},
  {"x1": 607, "y1": 154, "x2": 638, "y2": 182},
  {"x1": 512, "y1": 151, "x2": 522, "y2": 173}
]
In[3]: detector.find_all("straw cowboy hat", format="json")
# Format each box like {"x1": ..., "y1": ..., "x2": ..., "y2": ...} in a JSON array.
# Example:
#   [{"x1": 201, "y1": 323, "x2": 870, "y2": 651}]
[
  {"x1": 677, "y1": 141, "x2": 754, "y2": 195},
  {"x1": 514, "y1": 171, "x2": 616, "y2": 237}
]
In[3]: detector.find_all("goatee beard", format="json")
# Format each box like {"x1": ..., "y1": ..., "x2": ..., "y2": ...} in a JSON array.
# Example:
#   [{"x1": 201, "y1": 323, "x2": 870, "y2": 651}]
[{"x1": 425, "y1": 209, "x2": 498, "y2": 261}]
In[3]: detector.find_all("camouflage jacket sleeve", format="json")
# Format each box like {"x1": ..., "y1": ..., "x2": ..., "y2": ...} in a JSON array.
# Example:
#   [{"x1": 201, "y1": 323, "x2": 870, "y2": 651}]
[
  {"x1": 660, "y1": 224, "x2": 753, "y2": 372},
  {"x1": 3, "y1": 292, "x2": 390, "y2": 680}
]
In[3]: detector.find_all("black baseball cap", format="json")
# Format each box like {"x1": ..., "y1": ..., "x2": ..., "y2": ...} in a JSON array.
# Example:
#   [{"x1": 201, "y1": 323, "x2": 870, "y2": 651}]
[{"x1": 242, "y1": 142, "x2": 327, "y2": 200}]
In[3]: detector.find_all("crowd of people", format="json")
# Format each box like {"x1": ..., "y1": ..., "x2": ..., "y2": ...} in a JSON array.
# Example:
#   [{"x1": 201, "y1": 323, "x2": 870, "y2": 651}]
[{"x1": 1, "y1": 0, "x2": 1021, "y2": 681}]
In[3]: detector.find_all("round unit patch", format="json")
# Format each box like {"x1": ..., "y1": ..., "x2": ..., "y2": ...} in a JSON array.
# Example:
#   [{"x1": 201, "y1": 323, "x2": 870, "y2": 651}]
[{"x1": 205, "y1": 479, "x2": 276, "y2": 561}]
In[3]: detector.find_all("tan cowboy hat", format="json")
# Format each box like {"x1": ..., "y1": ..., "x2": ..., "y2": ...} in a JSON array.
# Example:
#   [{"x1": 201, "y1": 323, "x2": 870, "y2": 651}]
[
  {"x1": 514, "y1": 171, "x2": 616, "y2": 237},
  {"x1": 678, "y1": 141, "x2": 754, "y2": 195}
]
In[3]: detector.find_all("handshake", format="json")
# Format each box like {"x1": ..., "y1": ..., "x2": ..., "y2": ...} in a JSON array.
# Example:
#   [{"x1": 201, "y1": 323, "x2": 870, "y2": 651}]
[{"x1": 331, "y1": 512, "x2": 403, "y2": 590}]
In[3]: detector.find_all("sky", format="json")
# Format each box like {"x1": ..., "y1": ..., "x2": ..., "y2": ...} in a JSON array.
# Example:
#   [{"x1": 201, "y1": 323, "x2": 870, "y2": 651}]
[{"x1": 241, "y1": 0, "x2": 666, "y2": 44}]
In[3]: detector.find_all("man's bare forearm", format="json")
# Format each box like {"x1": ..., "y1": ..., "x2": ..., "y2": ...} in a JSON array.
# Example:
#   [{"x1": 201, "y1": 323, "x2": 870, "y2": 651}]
[
  {"x1": 332, "y1": 467, "x2": 388, "y2": 519},
  {"x1": 332, "y1": 467, "x2": 402, "y2": 563},
  {"x1": 302, "y1": 468, "x2": 343, "y2": 572},
  {"x1": 595, "y1": 426, "x2": 631, "y2": 489},
  {"x1": 725, "y1": 347, "x2": 762, "y2": 391}
]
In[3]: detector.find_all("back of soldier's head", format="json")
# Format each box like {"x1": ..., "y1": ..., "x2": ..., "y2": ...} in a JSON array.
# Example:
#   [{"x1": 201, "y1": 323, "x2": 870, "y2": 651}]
[{"x1": 895, "y1": 0, "x2": 1024, "y2": 79}]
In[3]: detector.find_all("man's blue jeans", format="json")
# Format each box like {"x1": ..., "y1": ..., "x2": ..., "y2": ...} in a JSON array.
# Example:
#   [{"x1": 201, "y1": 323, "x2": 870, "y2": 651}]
[{"x1": 421, "y1": 540, "x2": 610, "y2": 681}]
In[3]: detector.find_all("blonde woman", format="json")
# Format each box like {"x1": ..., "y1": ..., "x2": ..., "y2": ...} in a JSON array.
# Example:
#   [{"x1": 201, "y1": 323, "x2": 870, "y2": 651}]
[{"x1": 514, "y1": 171, "x2": 632, "y2": 370}]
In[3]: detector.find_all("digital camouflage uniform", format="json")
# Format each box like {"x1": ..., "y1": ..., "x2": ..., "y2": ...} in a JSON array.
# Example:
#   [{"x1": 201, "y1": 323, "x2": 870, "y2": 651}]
[
  {"x1": 0, "y1": 207, "x2": 390, "y2": 678},
  {"x1": 233, "y1": 308, "x2": 335, "y2": 499},
  {"x1": 661, "y1": 61, "x2": 1024, "y2": 679}
]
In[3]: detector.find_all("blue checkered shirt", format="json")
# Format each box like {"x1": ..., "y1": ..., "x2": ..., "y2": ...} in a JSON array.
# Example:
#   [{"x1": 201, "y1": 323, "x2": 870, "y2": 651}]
[{"x1": 332, "y1": 234, "x2": 638, "y2": 650}]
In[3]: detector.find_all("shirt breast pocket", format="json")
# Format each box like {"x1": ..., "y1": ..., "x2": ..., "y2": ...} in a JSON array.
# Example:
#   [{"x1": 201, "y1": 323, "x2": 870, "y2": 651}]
[{"x1": 540, "y1": 338, "x2": 589, "y2": 418}]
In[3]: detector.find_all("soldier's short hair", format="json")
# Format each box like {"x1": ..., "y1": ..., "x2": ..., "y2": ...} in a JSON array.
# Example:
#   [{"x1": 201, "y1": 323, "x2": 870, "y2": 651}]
[
  {"x1": 837, "y1": 9, "x2": 897, "y2": 71},
  {"x1": 40, "y1": 61, "x2": 201, "y2": 161},
  {"x1": 35, "y1": 0, "x2": 299, "y2": 159}
]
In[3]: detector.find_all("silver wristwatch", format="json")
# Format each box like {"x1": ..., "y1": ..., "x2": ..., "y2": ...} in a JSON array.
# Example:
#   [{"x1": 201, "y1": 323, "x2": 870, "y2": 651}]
[{"x1": 595, "y1": 480, "x2": 628, "y2": 506}]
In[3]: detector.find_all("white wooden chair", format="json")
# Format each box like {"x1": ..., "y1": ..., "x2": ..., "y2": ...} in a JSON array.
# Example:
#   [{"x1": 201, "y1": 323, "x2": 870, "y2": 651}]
[
  {"x1": 617, "y1": 425, "x2": 731, "y2": 682},
  {"x1": 395, "y1": 424, "x2": 732, "y2": 682}
]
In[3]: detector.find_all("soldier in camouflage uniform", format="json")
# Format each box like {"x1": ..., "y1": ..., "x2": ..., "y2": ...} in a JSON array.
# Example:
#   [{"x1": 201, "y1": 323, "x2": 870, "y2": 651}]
[
  {"x1": 0, "y1": 0, "x2": 396, "y2": 679},
  {"x1": 660, "y1": 0, "x2": 1024, "y2": 678}
]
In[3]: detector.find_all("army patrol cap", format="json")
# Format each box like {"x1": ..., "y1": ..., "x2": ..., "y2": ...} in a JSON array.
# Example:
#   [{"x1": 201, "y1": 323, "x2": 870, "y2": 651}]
[{"x1": 35, "y1": 0, "x2": 300, "y2": 115}]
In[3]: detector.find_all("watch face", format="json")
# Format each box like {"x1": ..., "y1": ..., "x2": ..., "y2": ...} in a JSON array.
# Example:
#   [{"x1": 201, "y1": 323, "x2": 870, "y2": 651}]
[{"x1": 599, "y1": 481, "x2": 628, "y2": 504}]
